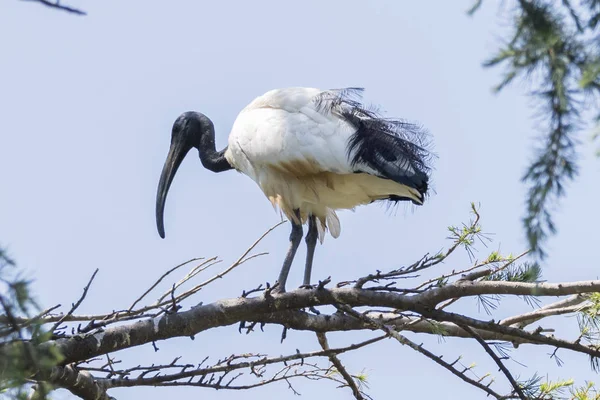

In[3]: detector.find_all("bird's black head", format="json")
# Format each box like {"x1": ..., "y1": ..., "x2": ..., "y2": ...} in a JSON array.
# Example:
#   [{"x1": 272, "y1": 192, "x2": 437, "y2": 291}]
[
  {"x1": 155, "y1": 112, "x2": 215, "y2": 239},
  {"x1": 171, "y1": 111, "x2": 215, "y2": 151}
]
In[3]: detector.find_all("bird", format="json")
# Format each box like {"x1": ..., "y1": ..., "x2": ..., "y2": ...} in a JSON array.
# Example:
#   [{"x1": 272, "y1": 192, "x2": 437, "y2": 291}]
[{"x1": 156, "y1": 87, "x2": 432, "y2": 292}]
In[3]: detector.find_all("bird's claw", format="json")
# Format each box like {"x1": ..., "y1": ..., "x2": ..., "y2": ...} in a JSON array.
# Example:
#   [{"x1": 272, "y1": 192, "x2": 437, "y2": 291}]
[
  {"x1": 266, "y1": 281, "x2": 284, "y2": 297},
  {"x1": 299, "y1": 283, "x2": 315, "y2": 290}
]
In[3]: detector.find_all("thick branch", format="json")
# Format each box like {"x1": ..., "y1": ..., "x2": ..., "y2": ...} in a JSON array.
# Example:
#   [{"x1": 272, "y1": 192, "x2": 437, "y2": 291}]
[
  {"x1": 30, "y1": 284, "x2": 600, "y2": 367},
  {"x1": 419, "y1": 280, "x2": 600, "y2": 306},
  {"x1": 40, "y1": 365, "x2": 113, "y2": 400},
  {"x1": 500, "y1": 294, "x2": 588, "y2": 327},
  {"x1": 255, "y1": 310, "x2": 541, "y2": 344}
]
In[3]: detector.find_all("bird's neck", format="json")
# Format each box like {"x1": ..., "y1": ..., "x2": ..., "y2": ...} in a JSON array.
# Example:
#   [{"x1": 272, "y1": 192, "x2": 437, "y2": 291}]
[{"x1": 198, "y1": 131, "x2": 233, "y2": 173}]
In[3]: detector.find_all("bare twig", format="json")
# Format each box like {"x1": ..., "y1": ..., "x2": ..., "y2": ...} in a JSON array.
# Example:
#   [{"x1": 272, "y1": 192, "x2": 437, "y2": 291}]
[
  {"x1": 316, "y1": 332, "x2": 366, "y2": 400},
  {"x1": 155, "y1": 257, "x2": 220, "y2": 305},
  {"x1": 20, "y1": 0, "x2": 86, "y2": 15},
  {"x1": 456, "y1": 323, "x2": 526, "y2": 400},
  {"x1": 97, "y1": 335, "x2": 386, "y2": 389},
  {"x1": 128, "y1": 258, "x2": 204, "y2": 312},
  {"x1": 157, "y1": 222, "x2": 284, "y2": 306},
  {"x1": 51, "y1": 269, "x2": 98, "y2": 333},
  {"x1": 416, "y1": 251, "x2": 529, "y2": 291}
]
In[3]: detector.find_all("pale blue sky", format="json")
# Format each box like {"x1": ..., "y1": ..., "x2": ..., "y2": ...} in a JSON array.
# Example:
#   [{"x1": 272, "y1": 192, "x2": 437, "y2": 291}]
[{"x1": 1, "y1": 1, "x2": 599, "y2": 399}]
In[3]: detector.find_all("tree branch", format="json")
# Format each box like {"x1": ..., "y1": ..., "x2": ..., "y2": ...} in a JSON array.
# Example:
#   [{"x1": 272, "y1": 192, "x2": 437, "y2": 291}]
[
  {"x1": 418, "y1": 279, "x2": 600, "y2": 306},
  {"x1": 456, "y1": 323, "x2": 526, "y2": 400},
  {"x1": 332, "y1": 303, "x2": 505, "y2": 399},
  {"x1": 39, "y1": 365, "x2": 113, "y2": 400},
  {"x1": 26, "y1": 282, "x2": 600, "y2": 367},
  {"x1": 94, "y1": 335, "x2": 385, "y2": 390},
  {"x1": 51, "y1": 268, "x2": 98, "y2": 333},
  {"x1": 417, "y1": 307, "x2": 600, "y2": 359},
  {"x1": 20, "y1": 0, "x2": 86, "y2": 15},
  {"x1": 316, "y1": 332, "x2": 366, "y2": 400}
]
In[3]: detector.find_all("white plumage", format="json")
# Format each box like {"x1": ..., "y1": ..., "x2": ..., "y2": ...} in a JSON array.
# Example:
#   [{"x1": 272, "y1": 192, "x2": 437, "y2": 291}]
[
  {"x1": 224, "y1": 87, "x2": 425, "y2": 241},
  {"x1": 156, "y1": 87, "x2": 432, "y2": 291}
]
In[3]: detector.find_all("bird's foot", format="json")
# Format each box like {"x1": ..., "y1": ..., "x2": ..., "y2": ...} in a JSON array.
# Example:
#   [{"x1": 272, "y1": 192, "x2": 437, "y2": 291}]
[
  {"x1": 267, "y1": 281, "x2": 284, "y2": 296},
  {"x1": 299, "y1": 283, "x2": 316, "y2": 290},
  {"x1": 308, "y1": 276, "x2": 331, "y2": 290},
  {"x1": 299, "y1": 283, "x2": 323, "y2": 315}
]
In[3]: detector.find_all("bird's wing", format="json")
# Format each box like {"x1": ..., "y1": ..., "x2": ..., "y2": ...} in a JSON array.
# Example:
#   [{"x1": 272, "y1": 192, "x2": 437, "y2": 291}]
[
  {"x1": 230, "y1": 87, "x2": 432, "y2": 195},
  {"x1": 229, "y1": 87, "x2": 358, "y2": 176}
]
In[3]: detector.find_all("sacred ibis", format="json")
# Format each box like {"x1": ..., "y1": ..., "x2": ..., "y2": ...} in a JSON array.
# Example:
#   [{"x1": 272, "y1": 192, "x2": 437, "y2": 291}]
[{"x1": 156, "y1": 87, "x2": 432, "y2": 292}]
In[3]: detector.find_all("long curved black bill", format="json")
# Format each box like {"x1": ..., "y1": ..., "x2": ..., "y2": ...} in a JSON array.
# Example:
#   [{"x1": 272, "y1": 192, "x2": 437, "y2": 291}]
[{"x1": 156, "y1": 138, "x2": 193, "y2": 238}]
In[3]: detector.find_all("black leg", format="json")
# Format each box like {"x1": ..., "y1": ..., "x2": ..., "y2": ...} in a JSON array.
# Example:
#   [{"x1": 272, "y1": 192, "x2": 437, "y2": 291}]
[
  {"x1": 303, "y1": 215, "x2": 318, "y2": 286},
  {"x1": 276, "y1": 210, "x2": 303, "y2": 293}
]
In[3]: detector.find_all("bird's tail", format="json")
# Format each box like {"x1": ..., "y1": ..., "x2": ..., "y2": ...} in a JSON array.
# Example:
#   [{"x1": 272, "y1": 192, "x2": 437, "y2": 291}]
[
  {"x1": 315, "y1": 87, "x2": 433, "y2": 201},
  {"x1": 347, "y1": 121, "x2": 431, "y2": 203}
]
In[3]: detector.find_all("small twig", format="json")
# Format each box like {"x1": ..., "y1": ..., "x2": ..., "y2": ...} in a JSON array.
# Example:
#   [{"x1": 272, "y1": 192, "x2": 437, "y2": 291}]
[
  {"x1": 316, "y1": 332, "x2": 365, "y2": 400},
  {"x1": 458, "y1": 269, "x2": 495, "y2": 282},
  {"x1": 161, "y1": 222, "x2": 282, "y2": 306},
  {"x1": 456, "y1": 323, "x2": 526, "y2": 400},
  {"x1": 334, "y1": 304, "x2": 504, "y2": 399},
  {"x1": 241, "y1": 284, "x2": 264, "y2": 298},
  {"x1": 20, "y1": 0, "x2": 86, "y2": 15},
  {"x1": 51, "y1": 269, "x2": 99, "y2": 332},
  {"x1": 416, "y1": 251, "x2": 528, "y2": 291},
  {"x1": 128, "y1": 258, "x2": 203, "y2": 312},
  {"x1": 156, "y1": 258, "x2": 220, "y2": 305},
  {"x1": 0, "y1": 304, "x2": 62, "y2": 334},
  {"x1": 102, "y1": 335, "x2": 386, "y2": 389},
  {"x1": 317, "y1": 277, "x2": 331, "y2": 290}
]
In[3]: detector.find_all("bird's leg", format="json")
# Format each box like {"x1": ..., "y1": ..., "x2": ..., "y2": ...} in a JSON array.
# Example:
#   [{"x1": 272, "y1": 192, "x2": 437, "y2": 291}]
[
  {"x1": 303, "y1": 215, "x2": 318, "y2": 287},
  {"x1": 275, "y1": 210, "x2": 303, "y2": 293}
]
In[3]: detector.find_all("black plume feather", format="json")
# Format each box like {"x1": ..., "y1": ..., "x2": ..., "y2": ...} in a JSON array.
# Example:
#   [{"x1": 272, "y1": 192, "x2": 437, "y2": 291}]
[{"x1": 313, "y1": 88, "x2": 433, "y2": 201}]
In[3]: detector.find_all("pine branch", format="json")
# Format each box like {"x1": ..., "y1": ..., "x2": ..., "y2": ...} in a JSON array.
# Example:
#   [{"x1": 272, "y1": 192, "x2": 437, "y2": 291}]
[{"x1": 472, "y1": 0, "x2": 600, "y2": 258}]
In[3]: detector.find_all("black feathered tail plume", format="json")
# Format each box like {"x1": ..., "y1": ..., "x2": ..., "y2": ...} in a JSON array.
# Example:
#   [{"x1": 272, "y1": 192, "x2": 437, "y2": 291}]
[{"x1": 314, "y1": 88, "x2": 434, "y2": 203}]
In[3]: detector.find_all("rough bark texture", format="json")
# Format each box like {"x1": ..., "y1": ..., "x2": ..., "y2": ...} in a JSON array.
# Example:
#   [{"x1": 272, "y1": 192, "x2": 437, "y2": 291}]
[{"x1": 36, "y1": 281, "x2": 600, "y2": 366}]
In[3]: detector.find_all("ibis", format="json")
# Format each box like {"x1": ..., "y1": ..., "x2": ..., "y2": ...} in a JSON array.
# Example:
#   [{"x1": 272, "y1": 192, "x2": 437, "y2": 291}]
[{"x1": 156, "y1": 87, "x2": 432, "y2": 292}]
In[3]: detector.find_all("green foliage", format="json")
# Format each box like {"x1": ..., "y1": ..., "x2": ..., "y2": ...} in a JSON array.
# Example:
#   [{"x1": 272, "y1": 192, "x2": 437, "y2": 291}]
[
  {"x1": 521, "y1": 375, "x2": 600, "y2": 399},
  {"x1": 578, "y1": 293, "x2": 600, "y2": 371},
  {"x1": 471, "y1": 1, "x2": 600, "y2": 259},
  {"x1": 572, "y1": 381, "x2": 600, "y2": 400},
  {"x1": 427, "y1": 321, "x2": 449, "y2": 337},
  {"x1": 540, "y1": 378, "x2": 575, "y2": 395},
  {"x1": 446, "y1": 203, "x2": 489, "y2": 260},
  {"x1": 0, "y1": 247, "x2": 61, "y2": 399},
  {"x1": 484, "y1": 261, "x2": 542, "y2": 283}
]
